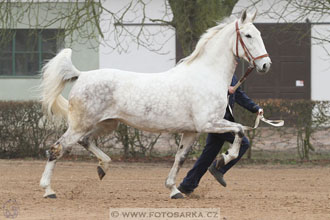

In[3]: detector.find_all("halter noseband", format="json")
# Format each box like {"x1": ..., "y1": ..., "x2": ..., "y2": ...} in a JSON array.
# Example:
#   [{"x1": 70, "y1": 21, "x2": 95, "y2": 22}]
[{"x1": 235, "y1": 21, "x2": 269, "y2": 67}]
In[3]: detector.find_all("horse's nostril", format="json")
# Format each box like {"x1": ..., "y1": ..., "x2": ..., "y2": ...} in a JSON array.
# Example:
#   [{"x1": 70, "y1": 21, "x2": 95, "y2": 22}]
[{"x1": 263, "y1": 63, "x2": 267, "y2": 70}]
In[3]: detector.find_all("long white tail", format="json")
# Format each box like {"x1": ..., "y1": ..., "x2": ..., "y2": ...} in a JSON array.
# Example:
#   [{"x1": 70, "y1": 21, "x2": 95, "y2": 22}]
[{"x1": 40, "y1": 48, "x2": 80, "y2": 119}]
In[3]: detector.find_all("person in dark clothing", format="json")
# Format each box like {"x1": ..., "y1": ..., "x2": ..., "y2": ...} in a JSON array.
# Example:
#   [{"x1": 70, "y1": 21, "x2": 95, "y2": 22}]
[{"x1": 178, "y1": 74, "x2": 262, "y2": 194}]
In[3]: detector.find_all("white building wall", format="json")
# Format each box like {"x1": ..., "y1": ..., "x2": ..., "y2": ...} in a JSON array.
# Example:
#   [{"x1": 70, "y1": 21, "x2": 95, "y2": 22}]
[
  {"x1": 311, "y1": 25, "x2": 330, "y2": 100},
  {"x1": 99, "y1": 0, "x2": 176, "y2": 73},
  {"x1": 234, "y1": 0, "x2": 330, "y2": 101}
]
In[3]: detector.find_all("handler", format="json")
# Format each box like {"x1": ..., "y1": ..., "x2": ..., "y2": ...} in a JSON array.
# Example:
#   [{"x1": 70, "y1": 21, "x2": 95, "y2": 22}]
[{"x1": 178, "y1": 74, "x2": 263, "y2": 194}]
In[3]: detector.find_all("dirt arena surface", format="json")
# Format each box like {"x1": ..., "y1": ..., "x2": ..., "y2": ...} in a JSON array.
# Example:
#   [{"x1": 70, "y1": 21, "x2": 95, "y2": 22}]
[{"x1": 1, "y1": 160, "x2": 330, "y2": 220}]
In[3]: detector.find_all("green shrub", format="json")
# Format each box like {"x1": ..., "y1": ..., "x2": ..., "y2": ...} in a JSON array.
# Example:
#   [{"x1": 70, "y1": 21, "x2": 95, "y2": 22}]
[
  {"x1": 235, "y1": 99, "x2": 330, "y2": 160},
  {"x1": 1, "y1": 100, "x2": 329, "y2": 160},
  {"x1": 0, "y1": 101, "x2": 65, "y2": 158}
]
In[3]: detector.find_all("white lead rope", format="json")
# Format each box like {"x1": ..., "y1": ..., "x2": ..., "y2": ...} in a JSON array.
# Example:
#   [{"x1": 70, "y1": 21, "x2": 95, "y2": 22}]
[
  {"x1": 227, "y1": 98, "x2": 284, "y2": 130},
  {"x1": 250, "y1": 110, "x2": 284, "y2": 130}
]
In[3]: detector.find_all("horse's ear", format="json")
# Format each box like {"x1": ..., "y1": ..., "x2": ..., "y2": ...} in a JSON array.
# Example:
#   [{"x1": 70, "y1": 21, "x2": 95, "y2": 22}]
[
  {"x1": 251, "y1": 10, "x2": 257, "y2": 22},
  {"x1": 240, "y1": 9, "x2": 247, "y2": 23}
]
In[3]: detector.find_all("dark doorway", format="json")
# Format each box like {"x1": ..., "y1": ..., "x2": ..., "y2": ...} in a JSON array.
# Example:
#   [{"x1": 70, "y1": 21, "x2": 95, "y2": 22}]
[
  {"x1": 236, "y1": 23, "x2": 311, "y2": 99},
  {"x1": 175, "y1": 23, "x2": 311, "y2": 99}
]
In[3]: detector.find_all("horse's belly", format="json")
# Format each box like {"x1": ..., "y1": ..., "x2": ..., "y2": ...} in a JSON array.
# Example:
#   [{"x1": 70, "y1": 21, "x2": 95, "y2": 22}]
[{"x1": 118, "y1": 115, "x2": 196, "y2": 133}]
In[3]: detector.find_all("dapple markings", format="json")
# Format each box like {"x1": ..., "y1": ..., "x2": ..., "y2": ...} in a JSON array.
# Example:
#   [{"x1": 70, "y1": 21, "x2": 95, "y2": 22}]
[{"x1": 39, "y1": 10, "x2": 271, "y2": 199}]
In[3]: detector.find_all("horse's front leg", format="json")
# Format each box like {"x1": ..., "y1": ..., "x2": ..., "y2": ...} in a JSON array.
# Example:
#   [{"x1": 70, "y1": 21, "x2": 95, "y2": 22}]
[
  {"x1": 216, "y1": 133, "x2": 242, "y2": 168},
  {"x1": 165, "y1": 132, "x2": 198, "y2": 199},
  {"x1": 202, "y1": 119, "x2": 244, "y2": 168}
]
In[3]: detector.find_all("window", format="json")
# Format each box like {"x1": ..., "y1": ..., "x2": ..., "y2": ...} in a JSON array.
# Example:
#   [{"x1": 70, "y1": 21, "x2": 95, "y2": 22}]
[{"x1": 0, "y1": 29, "x2": 64, "y2": 76}]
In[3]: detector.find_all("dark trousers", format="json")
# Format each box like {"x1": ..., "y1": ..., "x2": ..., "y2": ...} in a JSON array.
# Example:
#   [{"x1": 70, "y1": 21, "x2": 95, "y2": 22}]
[{"x1": 179, "y1": 132, "x2": 250, "y2": 191}]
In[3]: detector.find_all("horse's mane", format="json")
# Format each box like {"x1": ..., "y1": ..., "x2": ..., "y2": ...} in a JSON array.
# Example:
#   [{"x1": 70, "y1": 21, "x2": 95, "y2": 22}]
[{"x1": 179, "y1": 16, "x2": 235, "y2": 65}]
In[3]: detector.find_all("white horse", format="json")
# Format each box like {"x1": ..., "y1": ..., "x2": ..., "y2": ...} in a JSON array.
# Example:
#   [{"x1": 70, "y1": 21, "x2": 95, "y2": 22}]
[{"x1": 39, "y1": 10, "x2": 271, "y2": 199}]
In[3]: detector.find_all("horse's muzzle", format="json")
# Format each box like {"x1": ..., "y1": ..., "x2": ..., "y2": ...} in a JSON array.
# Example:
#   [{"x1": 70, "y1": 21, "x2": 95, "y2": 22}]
[{"x1": 256, "y1": 59, "x2": 271, "y2": 74}]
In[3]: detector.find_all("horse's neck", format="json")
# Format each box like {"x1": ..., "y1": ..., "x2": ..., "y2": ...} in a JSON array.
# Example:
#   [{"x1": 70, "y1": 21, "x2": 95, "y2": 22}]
[
  {"x1": 211, "y1": 24, "x2": 237, "y2": 79},
  {"x1": 191, "y1": 23, "x2": 237, "y2": 85}
]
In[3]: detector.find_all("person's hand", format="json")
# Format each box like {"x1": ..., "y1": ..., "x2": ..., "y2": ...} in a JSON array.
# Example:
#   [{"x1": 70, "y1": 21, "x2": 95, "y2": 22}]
[
  {"x1": 258, "y1": 108, "x2": 264, "y2": 115},
  {"x1": 228, "y1": 86, "x2": 235, "y2": 94}
]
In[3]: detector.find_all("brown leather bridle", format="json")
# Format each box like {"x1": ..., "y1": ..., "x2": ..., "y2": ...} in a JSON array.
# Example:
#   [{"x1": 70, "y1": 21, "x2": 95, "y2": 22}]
[
  {"x1": 235, "y1": 21, "x2": 269, "y2": 67},
  {"x1": 232, "y1": 21, "x2": 270, "y2": 92}
]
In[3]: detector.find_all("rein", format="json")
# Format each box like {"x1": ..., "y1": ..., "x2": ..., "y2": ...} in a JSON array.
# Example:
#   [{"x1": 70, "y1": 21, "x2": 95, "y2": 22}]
[{"x1": 232, "y1": 66, "x2": 254, "y2": 92}]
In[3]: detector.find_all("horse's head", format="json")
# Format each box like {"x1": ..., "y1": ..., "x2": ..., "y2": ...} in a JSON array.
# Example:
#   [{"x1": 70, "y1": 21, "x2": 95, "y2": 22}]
[{"x1": 235, "y1": 10, "x2": 271, "y2": 74}]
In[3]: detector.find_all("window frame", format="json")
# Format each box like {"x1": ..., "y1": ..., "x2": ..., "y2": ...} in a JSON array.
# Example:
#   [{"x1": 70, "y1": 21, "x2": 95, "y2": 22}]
[{"x1": 0, "y1": 29, "x2": 64, "y2": 78}]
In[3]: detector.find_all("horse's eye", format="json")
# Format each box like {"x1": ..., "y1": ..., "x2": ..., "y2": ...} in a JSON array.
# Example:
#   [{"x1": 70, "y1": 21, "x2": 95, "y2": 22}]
[{"x1": 245, "y1": 34, "x2": 252, "y2": 38}]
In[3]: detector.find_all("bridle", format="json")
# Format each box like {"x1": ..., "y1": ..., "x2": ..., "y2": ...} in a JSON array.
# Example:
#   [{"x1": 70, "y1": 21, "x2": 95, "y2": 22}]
[
  {"x1": 232, "y1": 20, "x2": 269, "y2": 92},
  {"x1": 235, "y1": 21, "x2": 269, "y2": 67},
  {"x1": 228, "y1": 21, "x2": 283, "y2": 130}
]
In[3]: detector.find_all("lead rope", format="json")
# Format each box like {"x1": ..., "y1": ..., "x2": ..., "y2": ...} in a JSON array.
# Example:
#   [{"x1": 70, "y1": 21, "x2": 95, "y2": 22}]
[{"x1": 228, "y1": 67, "x2": 284, "y2": 130}]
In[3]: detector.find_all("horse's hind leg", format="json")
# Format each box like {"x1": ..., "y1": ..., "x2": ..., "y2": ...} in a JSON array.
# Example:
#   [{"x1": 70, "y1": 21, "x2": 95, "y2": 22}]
[
  {"x1": 78, "y1": 137, "x2": 111, "y2": 180},
  {"x1": 40, "y1": 128, "x2": 84, "y2": 198},
  {"x1": 78, "y1": 119, "x2": 118, "y2": 180},
  {"x1": 165, "y1": 132, "x2": 198, "y2": 199}
]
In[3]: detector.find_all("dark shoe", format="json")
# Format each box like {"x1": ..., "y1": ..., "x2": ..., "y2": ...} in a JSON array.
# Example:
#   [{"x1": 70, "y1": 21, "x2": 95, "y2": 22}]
[
  {"x1": 177, "y1": 185, "x2": 193, "y2": 195},
  {"x1": 208, "y1": 163, "x2": 227, "y2": 187}
]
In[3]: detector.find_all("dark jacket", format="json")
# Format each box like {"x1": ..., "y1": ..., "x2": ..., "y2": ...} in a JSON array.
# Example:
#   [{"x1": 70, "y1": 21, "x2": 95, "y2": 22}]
[{"x1": 224, "y1": 75, "x2": 260, "y2": 121}]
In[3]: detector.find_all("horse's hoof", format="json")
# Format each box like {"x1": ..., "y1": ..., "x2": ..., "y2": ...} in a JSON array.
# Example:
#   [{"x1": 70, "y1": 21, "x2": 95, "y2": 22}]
[
  {"x1": 45, "y1": 194, "x2": 57, "y2": 199},
  {"x1": 97, "y1": 166, "x2": 106, "y2": 180},
  {"x1": 171, "y1": 192, "x2": 184, "y2": 199}
]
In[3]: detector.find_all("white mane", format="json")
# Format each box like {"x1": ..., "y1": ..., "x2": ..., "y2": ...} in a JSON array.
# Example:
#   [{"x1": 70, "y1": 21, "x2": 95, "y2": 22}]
[{"x1": 179, "y1": 17, "x2": 235, "y2": 65}]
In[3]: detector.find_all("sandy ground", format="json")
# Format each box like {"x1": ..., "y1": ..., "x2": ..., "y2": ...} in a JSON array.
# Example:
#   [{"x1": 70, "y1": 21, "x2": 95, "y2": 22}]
[{"x1": 0, "y1": 159, "x2": 330, "y2": 220}]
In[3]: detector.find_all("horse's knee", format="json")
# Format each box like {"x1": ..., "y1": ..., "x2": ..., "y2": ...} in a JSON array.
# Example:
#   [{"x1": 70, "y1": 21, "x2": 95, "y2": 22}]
[{"x1": 237, "y1": 125, "x2": 245, "y2": 138}]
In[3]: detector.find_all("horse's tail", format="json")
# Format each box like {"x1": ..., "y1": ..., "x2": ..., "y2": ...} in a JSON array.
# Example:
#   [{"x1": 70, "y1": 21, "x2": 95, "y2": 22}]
[{"x1": 40, "y1": 48, "x2": 80, "y2": 120}]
